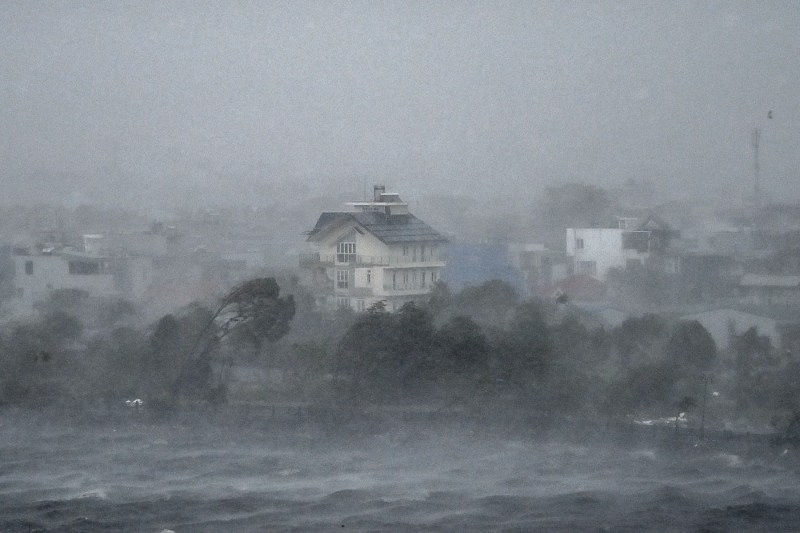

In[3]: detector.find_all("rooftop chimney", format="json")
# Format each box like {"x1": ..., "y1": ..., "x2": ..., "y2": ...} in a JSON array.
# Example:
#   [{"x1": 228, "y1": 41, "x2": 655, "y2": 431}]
[{"x1": 373, "y1": 184, "x2": 385, "y2": 202}]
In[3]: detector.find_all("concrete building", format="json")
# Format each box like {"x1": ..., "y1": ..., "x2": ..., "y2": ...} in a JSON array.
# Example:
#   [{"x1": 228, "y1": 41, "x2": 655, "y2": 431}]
[
  {"x1": 566, "y1": 214, "x2": 676, "y2": 281},
  {"x1": 301, "y1": 185, "x2": 448, "y2": 311},
  {"x1": 11, "y1": 247, "x2": 153, "y2": 315},
  {"x1": 739, "y1": 274, "x2": 800, "y2": 308},
  {"x1": 681, "y1": 307, "x2": 780, "y2": 351}
]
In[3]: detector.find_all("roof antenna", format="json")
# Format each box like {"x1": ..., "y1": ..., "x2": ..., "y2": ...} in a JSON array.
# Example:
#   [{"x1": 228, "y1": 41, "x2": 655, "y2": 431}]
[{"x1": 752, "y1": 127, "x2": 761, "y2": 215}]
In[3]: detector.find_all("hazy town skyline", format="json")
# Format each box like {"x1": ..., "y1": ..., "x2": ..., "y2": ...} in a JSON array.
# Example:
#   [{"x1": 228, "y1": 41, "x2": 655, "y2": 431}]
[{"x1": 2, "y1": 1, "x2": 799, "y2": 208}]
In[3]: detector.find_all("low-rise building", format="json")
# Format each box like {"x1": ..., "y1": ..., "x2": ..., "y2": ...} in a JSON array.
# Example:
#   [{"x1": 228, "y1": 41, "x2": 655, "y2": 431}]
[
  {"x1": 566, "y1": 214, "x2": 676, "y2": 281},
  {"x1": 11, "y1": 246, "x2": 153, "y2": 315},
  {"x1": 739, "y1": 274, "x2": 800, "y2": 308}
]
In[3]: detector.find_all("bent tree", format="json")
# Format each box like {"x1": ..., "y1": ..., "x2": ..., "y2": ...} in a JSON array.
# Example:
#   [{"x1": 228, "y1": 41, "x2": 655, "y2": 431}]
[{"x1": 175, "y1": 277, "x2": 295, "y2": 402}]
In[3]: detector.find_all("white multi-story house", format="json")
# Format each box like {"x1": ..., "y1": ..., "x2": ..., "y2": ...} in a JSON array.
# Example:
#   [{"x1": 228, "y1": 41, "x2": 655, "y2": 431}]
[
  {"x1": 301, "y1": 185, "x2": 448, "y2": 311},
  {"x1": 566, "y1": 214, "x2": 676, "y2": 281}
]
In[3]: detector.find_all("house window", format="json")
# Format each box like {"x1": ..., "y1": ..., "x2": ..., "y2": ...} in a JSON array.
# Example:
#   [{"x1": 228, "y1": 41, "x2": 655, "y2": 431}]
[
  {"x1": 431, "y1": 271, "x2": 438, "y2": 283},
  {"x1": 25, "y1": 260, "x2": 33, "y2": 275},
  {"x1": 420, "y1": 245, "x2": 425, "y2": 260},
  {"x1": 366, "y1": 270, "x2": 371, "y2": 284},
  {"x1": 403, "y1": 246, "x2": 409, "y2": 256},
  {"x1": 337, "y1": 241, "x2": 356, "y2": 263},
  {"x1": 422, "y1": 272, "x2": 427, "y2": 286},
  {"x1": 337, "y1": 297, "x2": 350, "y2": 309},
  {"x1": 356, "y1": 299, "x2": 366, "y2": 312},
  {"x1": 69, "y1": 261, "x2": 100, "y2": 275},
  {"x1": 576, "y1": 238, "x2": 584, "y2": 250},
  {"x1": 336, "y1": 269, "x2": 349, "y2": 289},
  {"x1": 403, "y1": 271, "x2": 409, "y2": 284},
  {"x1": 577, "y1": 260, "x2": 597, "y2": 276},
  {"x1": 626, "y1": 258, "x2": 643, "y2": 270}
]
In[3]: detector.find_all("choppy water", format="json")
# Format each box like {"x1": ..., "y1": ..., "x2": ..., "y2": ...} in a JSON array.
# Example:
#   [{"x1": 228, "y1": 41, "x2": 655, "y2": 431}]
[{"x1": 1, "y1": 407, "x2": 799, "y2": 532}]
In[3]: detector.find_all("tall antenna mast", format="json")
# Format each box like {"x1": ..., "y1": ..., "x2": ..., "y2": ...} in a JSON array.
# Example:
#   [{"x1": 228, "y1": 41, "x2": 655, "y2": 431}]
[{"x1": 752, "y1": 127, "x2": 761, "y2": 214}]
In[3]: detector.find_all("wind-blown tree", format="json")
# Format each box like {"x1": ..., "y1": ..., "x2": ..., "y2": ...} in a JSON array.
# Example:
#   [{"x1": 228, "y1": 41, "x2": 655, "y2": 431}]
[
  {"x1": 144, "y1": 306, "x2": 213, "y2": 404},
  {"x1": 434, "y1": 315, "x2": 489, "y2": 376},
  {"x1": 393, "y1": 302, "x2": 436, "y2": 387},
  {"x1": 450, "y1": 279, "x2": 519, "y2": 329},
  {"x1": 536, "y1": 182, "x2": 614, "y2": 248},
  {"x1": 612, "y1": 314, "x2": 667, "y2": 368},
  {"x1": 731, "y1": 327, "x2": 779, "y2": 411},
  {"x1": 425, "y1": 281, "x2": 452, "y2": 318},
  {"x1": 173, "y1": 278, "x2": 295, "y2": 403},
  {"x1": 495, "y1": 300, "x2": 553, "y2": 407},
  {"x1": 606, "y1": 320, "x2": 715, "y2": 419},
  {"x1": 84, "y1": 326, "x2": 147, "y2": 400},
  {"x1": 545, "y1": 315, "x2": 608, "y2": 414},
  {"x1": 335, "y1": 301, "x2": 396, "y2": 403},
  {"x1": 0, "y1": 311, "x2": 83, "y2": 405},
  {"x1": 664, "y1": 320, "x2": 717, "y2": 371}
]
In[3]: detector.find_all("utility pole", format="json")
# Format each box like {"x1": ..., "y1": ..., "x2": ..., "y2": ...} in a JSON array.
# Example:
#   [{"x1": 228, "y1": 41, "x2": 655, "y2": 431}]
[
  {"x1": 700, "y1": 373, "x2": 712, "y2": 441},
  {"x1": 752, "y1": 127, "x2": 761, "y2": 218}
]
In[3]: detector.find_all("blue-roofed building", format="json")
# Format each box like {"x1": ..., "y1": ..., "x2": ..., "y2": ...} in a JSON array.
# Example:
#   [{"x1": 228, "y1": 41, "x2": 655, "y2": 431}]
[{"x1": 301, "y1": 185, "x2": 448, "y2": 311}]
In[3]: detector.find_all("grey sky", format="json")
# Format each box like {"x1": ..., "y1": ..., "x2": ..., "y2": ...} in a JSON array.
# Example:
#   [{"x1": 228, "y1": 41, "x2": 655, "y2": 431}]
[{"x1": 1, "y1": 1, "x2": 799, "y2": 207}]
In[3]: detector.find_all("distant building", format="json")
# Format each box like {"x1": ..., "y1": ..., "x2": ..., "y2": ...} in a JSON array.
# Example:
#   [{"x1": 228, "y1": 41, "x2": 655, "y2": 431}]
[
  {"x1": 739, "y1": 274, "x2": 800, "y2": 308},
  {"x1": 507, "y1": 243, "x2": 570, "y2": 297},
  {"x1": 443, "y1": 243, "x2": 526, "y2": 294},
  {"x1": 11, "y1": 246, "x2": 153, "y2": 315},
  {"x1": 566, "y1": 214, "x2": 677, "y2": 281},
  {"x1": 301, "y1": 185, "x2": 448, "y2": 311},
  {"x1": 681, "y1": 307, "x2": 780, "y2": 351}
]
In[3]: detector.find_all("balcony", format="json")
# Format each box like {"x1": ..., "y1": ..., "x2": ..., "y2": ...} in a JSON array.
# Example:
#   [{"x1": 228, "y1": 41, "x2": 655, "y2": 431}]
[
  {"x1": 381, "y1": 283, "x2": 433, "y2": 295},
  {"x1": 299, "y1": 252, "x2": 446, "y2": 267}
]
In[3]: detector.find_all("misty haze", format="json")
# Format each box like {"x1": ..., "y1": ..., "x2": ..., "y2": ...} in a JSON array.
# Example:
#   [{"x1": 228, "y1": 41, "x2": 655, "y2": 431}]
[{"x1": 2, "y1": 2, "x2": 800, "y2": 532}]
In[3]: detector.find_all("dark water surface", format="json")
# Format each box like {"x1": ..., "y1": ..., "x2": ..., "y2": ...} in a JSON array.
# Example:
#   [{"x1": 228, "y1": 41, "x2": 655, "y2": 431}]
[{"x1": 1, "y1": 407, "x2": 799, "y2": 532}]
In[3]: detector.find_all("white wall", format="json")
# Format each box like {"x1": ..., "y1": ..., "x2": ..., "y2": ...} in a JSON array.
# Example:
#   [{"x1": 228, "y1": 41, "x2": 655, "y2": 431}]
[
  {"x1": 13, "y1": 255, "x2": 116, "y2": 313},
  {"x1": 567, "y1": 228, "x2": 624, "y2": 280},
  {"x1": 566, "y1": 228, "x2": 652, "y2": 281},
  {"x1": 12, "y1": 254, "x2": 154, "y2": 315}
]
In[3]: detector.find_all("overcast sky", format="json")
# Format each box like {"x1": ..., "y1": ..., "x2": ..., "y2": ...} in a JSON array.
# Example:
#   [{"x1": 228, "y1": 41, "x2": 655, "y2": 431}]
[{"x1": 1, "y1": 1, "x2": 799, "y2": 208}]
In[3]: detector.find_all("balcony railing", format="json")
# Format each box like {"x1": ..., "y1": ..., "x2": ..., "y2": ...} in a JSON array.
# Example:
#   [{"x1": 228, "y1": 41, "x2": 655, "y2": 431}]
[
  {"x1": 382, "y1": 283, "x2": 433, "y2": 293},
  {"x1": 300, "y1": 252, "x2": 446, "y2": 267}
]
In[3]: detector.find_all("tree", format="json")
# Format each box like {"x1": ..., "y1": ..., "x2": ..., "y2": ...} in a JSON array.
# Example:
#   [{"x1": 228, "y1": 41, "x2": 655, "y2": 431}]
[
  {"x1": 174, "y1": 278, "x2": 296, "y2": 403},
  {"x1": 452, "y1": 279, "x2": 520, "y2": 328},
  {"x1": 425, "y1": 281, "x2": 452, "y2": 317},
  {"x1": 0, "y1": 311, "x2": 83, "y2": 405},
  {"x1": 731, "y1": 327, "x2": 779, "y2": 410},
  {"x1": 435, "y1": 315, "x2": 489, "y2": 374},
  {"x1": 335, "y1": 303, "x2": 395, "y2": 403},
  {"x1": 664, "y1": 320, "x2": 716, "y2": 370},
  {"x1": 96, "y1": 297, "x2": 137, "y2": 328},
  {"x1": 537, "y1": 183, "x2": 614, "y2": 247},
  {"x1": 495, "y1": 301, "x2": 553, "y2": 401},
  {"x1": 33, "y1": 288, "x2": 90, "y2": 317},
  {"x1": 612, "y1": 314, "x2": 667, "y2": 368}
]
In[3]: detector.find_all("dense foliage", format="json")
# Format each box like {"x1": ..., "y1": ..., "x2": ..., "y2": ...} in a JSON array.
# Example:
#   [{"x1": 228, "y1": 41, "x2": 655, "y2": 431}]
[{"x1": 0, "y1": 277, "x2": 798, "y2": 433}]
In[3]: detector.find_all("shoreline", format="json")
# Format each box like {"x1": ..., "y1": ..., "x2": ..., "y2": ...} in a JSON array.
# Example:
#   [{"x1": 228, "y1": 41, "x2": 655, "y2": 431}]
[{"x1": 0, "y1": 401, "x2": 787, "y2": 457}]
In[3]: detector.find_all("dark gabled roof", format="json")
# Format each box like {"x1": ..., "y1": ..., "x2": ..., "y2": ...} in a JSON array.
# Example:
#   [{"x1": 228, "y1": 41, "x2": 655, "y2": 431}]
[{"x1": 307, "y1": 211, "x2": 448, "y2": 245}]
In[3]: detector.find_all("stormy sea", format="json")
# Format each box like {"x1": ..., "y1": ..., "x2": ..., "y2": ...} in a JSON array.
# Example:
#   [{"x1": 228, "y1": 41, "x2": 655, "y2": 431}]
[{"x1": 1, "y1": 406, "x2": 799, "y2": 532}]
